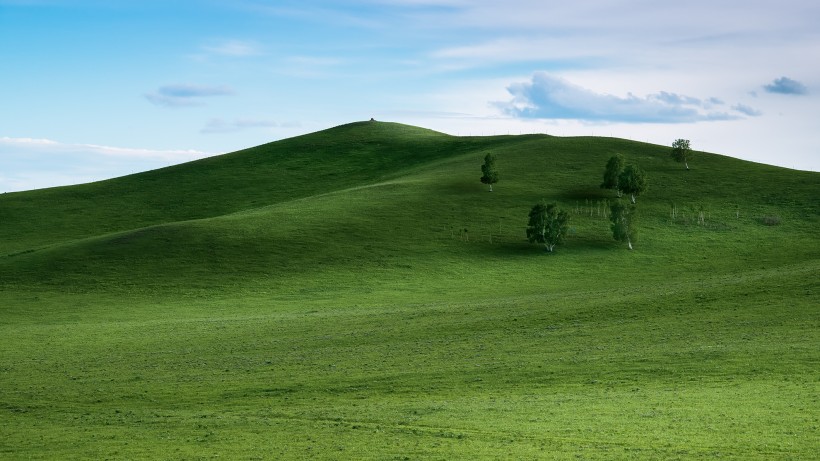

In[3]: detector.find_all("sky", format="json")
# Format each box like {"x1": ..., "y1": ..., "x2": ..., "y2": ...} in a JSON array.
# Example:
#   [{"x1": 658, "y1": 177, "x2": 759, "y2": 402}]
[{"x1": 1, "y1": 0, "x2": 818, "y2": 192}]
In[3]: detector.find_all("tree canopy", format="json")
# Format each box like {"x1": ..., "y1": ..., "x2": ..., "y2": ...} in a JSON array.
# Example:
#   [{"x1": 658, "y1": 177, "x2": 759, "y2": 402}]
[
  {"x1": 480, "y1": 153, "x2": 499, "y2": 191},
  {"x1": 618, "y1": 164, "x2": 647, "y2": 204},
  {"x1": 671, "y1": 139, "x2": 692, "y2": 170},
  {"x1": 610, "y1": 201, "x2": 637, "y2": 250},
  {"x1": 526, "y1": 202, "x2": 570, "y2": 252},
  {"x1": 600, "y1": 154, "x2": 625, "y2": 195}
]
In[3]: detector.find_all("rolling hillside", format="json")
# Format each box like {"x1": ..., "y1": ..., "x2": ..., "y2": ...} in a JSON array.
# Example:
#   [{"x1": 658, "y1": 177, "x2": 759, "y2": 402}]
[
  {"x1": 2, "y1": 121, "x2": 816, "y2": 294},
  {"x1": 1, "y1": 121, "x2": 818, "y2": 459}
]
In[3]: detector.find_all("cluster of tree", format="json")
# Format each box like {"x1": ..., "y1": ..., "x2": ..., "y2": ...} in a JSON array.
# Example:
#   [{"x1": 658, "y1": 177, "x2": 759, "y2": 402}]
[
  {"x1": 600, "y1": 153, "x2": 647, "y2": 204},
  {"x1": 601, "y1": 154, "x2": 648, "y2": 250},
  {"x1": 480, "y1": 154, "x2": 572, "y2": 253},
  {"x1": 524, "y1": 197, "x2": 635, "y2": 253},
  {"x1": 480, "y1": 138, "x2": 690, "y2": 252},
  {"x1": 599, "y1": 138, "x2": 691, "y2": 248},
  {"x1": 599, "y1": 154, "x2": 643, "y2": 249}
]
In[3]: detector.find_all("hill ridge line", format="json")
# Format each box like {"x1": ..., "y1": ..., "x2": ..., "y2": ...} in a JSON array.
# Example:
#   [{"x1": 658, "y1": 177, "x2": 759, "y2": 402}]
[{"x1": 1, "y1": 178, "x2": 423, "y2": 259}]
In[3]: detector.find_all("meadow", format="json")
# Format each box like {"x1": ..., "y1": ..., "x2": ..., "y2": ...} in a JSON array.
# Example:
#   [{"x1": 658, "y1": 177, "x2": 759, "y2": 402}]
[{"x1": 1, "y1": 121, "x2": 818, "y2": 459}]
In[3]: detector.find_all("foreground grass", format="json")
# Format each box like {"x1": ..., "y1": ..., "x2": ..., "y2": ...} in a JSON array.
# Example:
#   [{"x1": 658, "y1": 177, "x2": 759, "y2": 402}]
[
  {"x1": 2, "y1": 260, "x2": 817, "y2": 459},
  {"x1": 1, "y1": 122, "x2": 818, "y2": 459}
]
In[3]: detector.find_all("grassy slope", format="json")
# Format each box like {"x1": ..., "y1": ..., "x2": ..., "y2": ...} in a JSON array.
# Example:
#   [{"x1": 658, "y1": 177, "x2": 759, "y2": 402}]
[{"x1": 1, "y1": 121, "x2": 818, "y2": 459}]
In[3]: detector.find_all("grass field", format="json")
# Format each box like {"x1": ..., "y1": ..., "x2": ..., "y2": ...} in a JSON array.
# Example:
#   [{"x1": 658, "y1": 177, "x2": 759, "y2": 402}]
[{"x1": 1, "y1": 121, "x2": 818, "y2": 459}]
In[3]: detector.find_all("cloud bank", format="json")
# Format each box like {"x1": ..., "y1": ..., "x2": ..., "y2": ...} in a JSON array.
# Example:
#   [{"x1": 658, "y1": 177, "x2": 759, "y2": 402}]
[{"x1": 497, "y1": 73, "x2": 761, "y2": 123}]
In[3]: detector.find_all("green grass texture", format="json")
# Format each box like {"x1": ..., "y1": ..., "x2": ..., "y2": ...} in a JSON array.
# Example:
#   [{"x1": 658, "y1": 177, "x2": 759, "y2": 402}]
[{"x1": 1, "y1": 121, "x2": 818, "y2": 459}]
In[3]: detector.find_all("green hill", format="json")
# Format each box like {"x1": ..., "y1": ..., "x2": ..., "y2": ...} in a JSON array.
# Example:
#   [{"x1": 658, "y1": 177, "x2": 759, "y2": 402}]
[{"x1": 1, "y1": 121, "x2": 818, "y2": 459}]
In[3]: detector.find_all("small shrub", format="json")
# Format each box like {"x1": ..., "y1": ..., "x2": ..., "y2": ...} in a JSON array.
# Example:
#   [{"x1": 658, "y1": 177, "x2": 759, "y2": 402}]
[{"x1": 759, "y1": 215, "x2": 781, "y2": 226}]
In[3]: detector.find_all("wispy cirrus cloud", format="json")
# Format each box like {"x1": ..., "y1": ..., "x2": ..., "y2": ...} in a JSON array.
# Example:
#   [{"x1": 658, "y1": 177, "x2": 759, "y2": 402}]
[
  {"x1": 731, "y1": 103, "x2": 762, "y2": 117},
  {"x1": 201, "y1": 118, "x2": 299, "y2": 134},
  {"x1": 764, "y1": 76, "x2": 808, "y2": 95},
  {"x1": 251, "y1": 4, "x2": 387, "y2": 29},
  {"x1": 202, "y1": 39, "x2": 262, "y2": 57},
  {"x1": 0, "y1": 136, "x2": 215, "y2": 161},
  {"x1": 0, "y1": 136, "x2": 219, "y2": 192},
  {"x1": 496, "y1": 73, "x2": 742, "y2": 123},
  {"x1": 144, "y1": 84, "x2": 234, "y2": 107},
  {"x1": 0, "y1": 136, "x2": 59, "y2": 147}
]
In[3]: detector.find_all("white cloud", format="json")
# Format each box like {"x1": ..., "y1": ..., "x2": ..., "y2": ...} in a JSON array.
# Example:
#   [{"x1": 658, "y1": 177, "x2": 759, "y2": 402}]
[
  {"x1": 421, "y1": 1, "x2": 820, "y2": 80},
  {"x1": 496, "y1": 73, "x2": 741, "y2": 123}
]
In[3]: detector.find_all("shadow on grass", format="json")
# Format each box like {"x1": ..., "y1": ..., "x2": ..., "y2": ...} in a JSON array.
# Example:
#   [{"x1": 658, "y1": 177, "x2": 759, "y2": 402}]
[
  {"x1": 479, "y1": 237, "x2": 617, "y2": 258},
  {"x1": 558, "y1": 187, "x2": 612, "y2": 201},
  {"x1": 437, "y1": 180, "x2": 487, "y2": 195}
]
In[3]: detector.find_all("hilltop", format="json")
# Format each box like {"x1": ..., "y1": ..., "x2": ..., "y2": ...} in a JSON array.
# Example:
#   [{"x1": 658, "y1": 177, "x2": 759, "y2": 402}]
[{"x1": 1, "y1": 121, "x2": 818, "y2": 459}]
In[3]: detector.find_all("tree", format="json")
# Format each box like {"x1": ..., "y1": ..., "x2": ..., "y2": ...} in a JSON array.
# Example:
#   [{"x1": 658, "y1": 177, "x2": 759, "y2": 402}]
[
  {"x1": 618, "y1": 164, "x2": 647, "y2": 204},
  {"x1": 671, "y1": 138, "x2": 692, "y2": 170},
  {"x1": 480, "y1": 153, "x2": 499, "y2": 191},
  {"x1": 600, "y1": 154, "x2": 625, "y2": 196},
  {"x1": 609, "y1": 201, "x2": 637, "y2": 250},
  {"x1": 526, "y1": 202, "x2": 570, "y2": 252}
]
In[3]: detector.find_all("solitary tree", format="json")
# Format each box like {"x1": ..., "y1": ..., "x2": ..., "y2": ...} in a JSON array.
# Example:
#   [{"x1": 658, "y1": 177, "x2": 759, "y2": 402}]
[
  {"x1": 618, "y1": 164, "x2": 647, "y2": 204},
  {"x1": 480, "y1": 153, "x2": 499, "y2": 191},
  {"x1": 600, "y1": 153, "x2": 625, "y2": 196},
  {"x1": 609, "y1": 201, "x2": 637, "y2": 250},
  {"x1": 671, "y1": 139, "x2": 692, "y2": 170},
  {"x1": 526, "y1": 202, "x2": 570, "y2": 252}
]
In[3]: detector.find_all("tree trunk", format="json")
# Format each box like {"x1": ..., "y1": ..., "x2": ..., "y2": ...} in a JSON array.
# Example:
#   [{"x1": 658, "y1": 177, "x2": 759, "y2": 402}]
[{"x1": 685, "y1": 161, "x2": 689, "y2": 170}]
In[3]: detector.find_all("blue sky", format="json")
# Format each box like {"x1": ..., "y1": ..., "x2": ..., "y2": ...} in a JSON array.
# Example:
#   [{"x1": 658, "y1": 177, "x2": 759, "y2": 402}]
[{"x1": 1, "y1": 0, "x2": 818, "y2": 192}]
